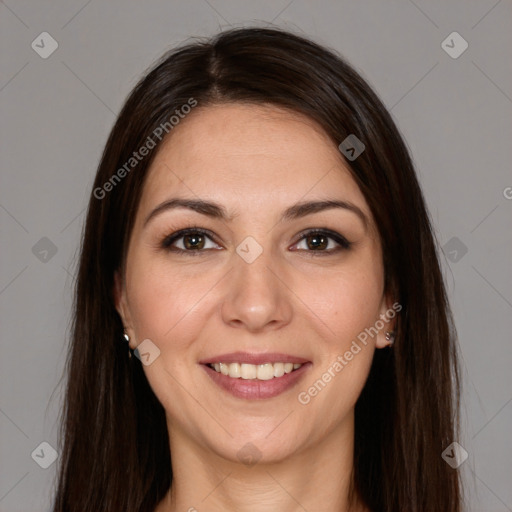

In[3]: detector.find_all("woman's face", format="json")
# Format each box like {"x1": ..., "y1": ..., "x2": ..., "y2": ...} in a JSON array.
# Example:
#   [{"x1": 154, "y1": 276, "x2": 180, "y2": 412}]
[{"x1": 115, "y1": 103, "x2": 393, "y2": 464}]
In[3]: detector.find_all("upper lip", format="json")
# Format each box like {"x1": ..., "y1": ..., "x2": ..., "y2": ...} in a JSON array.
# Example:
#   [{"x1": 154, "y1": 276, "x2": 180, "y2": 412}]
[{"x1": 199, "y1": 352, "x2": 310, "y2": 365}]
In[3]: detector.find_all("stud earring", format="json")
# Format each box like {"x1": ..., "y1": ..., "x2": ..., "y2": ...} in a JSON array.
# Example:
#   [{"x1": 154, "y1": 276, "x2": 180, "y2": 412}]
[
  {"x1": 385, "y1": 331, "x2": 395, "y2": 347},
  {"x1": 123, "y1": 329, "x2": 132, "y2": 358}
]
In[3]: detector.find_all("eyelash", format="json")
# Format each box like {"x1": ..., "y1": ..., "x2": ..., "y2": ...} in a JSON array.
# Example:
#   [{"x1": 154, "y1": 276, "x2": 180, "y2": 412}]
[{"x1": 160, "y1": 226, "x2": 352, "y2": 257}]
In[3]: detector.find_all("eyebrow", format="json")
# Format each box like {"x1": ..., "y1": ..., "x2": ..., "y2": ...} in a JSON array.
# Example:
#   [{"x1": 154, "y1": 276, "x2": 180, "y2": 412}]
[{"x1": 143, "y1": 197, "x2": 368, "y2": 230}]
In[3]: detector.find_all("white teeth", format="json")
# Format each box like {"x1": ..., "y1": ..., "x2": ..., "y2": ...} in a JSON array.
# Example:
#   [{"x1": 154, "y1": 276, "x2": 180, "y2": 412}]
[
  {"x1": 273, "y1": 362, "x2": 284, "y2": 378},
  {"x1": 257, "y1": 363, "x2": 274, "y2": 380},
  {"x1": 210, "y1": 361, "x2": 304, "y2": 380},
  {"x1": 228, "y1": 362, "x2": 241, "y2": 378},
  {"x1": 240, "y1": 363, "x2": 257, "y2": 379}
]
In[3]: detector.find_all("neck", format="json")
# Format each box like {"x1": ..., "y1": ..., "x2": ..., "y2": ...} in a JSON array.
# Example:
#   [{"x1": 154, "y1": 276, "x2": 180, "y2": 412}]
[{"x1": 155, "y1": 410, "x2": 369, "y2": 512}]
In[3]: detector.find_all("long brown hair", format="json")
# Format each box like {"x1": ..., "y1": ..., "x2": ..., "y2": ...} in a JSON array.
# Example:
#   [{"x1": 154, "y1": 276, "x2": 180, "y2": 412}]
[{"x1": 51, "y1": 26, "x2": 462, "y2": 511}]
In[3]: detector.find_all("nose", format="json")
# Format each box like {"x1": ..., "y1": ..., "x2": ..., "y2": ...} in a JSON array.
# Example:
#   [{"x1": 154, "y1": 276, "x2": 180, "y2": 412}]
[{"x1": 221, "y1": 246, "x2": 293, "y2": 333}]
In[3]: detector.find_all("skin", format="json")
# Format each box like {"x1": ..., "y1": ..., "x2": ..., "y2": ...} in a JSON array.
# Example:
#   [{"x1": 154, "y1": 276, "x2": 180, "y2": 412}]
[{"x1": 114, "y1": 103, "x2": 396, "y2": 512}]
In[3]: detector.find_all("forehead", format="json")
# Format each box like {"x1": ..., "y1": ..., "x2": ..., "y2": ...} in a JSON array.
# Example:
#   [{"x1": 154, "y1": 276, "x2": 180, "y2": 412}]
[{"x1": 139, "y1": 103, "x2": 371, "y2": 225}]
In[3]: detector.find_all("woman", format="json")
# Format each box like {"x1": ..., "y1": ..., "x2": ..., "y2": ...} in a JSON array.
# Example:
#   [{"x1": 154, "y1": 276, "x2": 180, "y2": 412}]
[{"x1": 52, "y1": 26, "x2": 462, "y2": 511}]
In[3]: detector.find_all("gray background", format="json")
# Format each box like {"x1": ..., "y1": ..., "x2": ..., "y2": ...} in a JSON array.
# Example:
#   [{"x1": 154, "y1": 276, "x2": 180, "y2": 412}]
[{"x1": 1, "y1": 1, "x2": 511, "y2": 511}]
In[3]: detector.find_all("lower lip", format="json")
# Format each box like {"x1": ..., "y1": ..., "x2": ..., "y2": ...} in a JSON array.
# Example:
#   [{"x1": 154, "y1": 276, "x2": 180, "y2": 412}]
[{"x1": 201, "y1": 363, "x2": 312, "y2": 400}]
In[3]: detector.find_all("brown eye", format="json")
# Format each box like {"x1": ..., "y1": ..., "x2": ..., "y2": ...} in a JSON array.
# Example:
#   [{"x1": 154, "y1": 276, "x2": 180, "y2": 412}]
[
  {"x1": 161, "y1": 228, "x2": 221, "y2": 255},
  {"x1": 304, "y1": 233, "x2": 329, "y2": 250},
  {"x1": 292, "y1": 229, "x2": 351, "y2": 255},
  {"x1": 182, "y1": 233, "x2": 205, "y2": 250}
]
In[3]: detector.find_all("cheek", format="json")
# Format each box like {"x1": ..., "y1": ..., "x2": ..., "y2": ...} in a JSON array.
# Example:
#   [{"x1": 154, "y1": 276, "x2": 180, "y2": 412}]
[
  {"x1": 292, "y1": 259, "x2": 383, "y2": 413},
  {"x1": 125, "y1": 254, "x2": 209, "y2": 347},
  {"x1": 299, "y1": 262, "x2": 384, "y2": 348}
]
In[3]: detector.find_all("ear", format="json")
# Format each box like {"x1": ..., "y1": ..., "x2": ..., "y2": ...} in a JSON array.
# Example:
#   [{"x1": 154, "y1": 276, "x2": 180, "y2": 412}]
[
  {"x1": 375, "y1": 292, "x2": 398, "y2": 349},
  {"x1": 113, "y1": 269, "x2": 136, "y2": 349}
]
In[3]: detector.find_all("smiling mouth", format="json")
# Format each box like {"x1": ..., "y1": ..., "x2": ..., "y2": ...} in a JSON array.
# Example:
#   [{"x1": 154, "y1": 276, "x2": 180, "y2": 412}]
[{"x1": 206, "y1": 362, "x2": 303, "y2": 380}]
